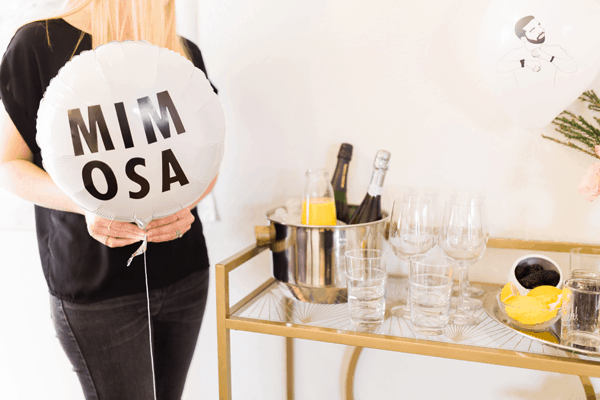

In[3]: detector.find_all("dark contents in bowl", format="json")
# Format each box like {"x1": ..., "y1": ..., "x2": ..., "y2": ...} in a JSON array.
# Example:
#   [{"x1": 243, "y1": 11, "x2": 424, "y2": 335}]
[
  {"x1": 514, "y1": 264, "x2": 530, "y2": 280},
  {"x1": 520, "y1": 271, "x2": 545, "y2": 289},
  {"x1": 541, "y1": 270, "x2": 560, "y2": 287},
  {"x1": 515, "y1": 263, "x2": 543, "y2": 281},
  {"x1": 516, "y1": 261, "x2": 560, "y2": 289}
]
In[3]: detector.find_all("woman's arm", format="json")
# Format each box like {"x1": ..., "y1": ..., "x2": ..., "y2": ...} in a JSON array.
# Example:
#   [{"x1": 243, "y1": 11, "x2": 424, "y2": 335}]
[
  {"x1": 0, "y1": 105, "x2": 84, "y2": 213},
  {"x1": 0, "y1": 105, "x2": 144, "y2": 247}
]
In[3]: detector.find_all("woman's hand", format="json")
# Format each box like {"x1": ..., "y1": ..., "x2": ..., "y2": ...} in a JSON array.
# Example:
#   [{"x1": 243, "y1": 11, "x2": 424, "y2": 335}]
[
  {"x1": 146, "y1": 207, "x2": 195, "y2": 243},
  {"x1": 85, "y1": 212, "x2": 146, "y2": 248}
]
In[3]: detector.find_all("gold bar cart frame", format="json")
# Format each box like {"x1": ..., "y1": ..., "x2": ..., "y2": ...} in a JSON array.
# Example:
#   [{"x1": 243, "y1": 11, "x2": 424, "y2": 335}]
[{"x1": 216, "y1": 239, "x2": 600, "y2": 400}]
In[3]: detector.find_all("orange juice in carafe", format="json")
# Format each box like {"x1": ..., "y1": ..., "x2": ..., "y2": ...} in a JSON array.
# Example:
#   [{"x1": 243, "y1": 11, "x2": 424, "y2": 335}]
[
  {"x1": 302, "y1": 198, "x2": 337, "y2": 225},
  {"x1": 302, "y1": 169, "x2": 337, "y2": 226}
]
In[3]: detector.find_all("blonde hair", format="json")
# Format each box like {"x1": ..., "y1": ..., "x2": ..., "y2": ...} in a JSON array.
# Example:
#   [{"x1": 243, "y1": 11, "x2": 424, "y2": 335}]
[{"x1": 48, "y1": 0, "x2": 190, "y2": 60}]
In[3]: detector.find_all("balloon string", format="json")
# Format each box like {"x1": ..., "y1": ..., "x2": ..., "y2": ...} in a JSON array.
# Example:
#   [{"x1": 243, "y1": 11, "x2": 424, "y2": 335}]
[
  {"x1": 142, "y1": 236, "x2": 158, "y2": 400},
  {"x1": 127, "y1": 235, "x2": 147, "y2": 267},
  {"x1": 127, "y1": 235, "x2": 156, "y2": 399}
]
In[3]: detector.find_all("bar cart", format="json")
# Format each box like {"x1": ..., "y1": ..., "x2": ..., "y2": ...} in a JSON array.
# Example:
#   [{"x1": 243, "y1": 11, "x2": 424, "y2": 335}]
[{"x1": 216, "y1": 239, "x2": 600, "y2": 400}]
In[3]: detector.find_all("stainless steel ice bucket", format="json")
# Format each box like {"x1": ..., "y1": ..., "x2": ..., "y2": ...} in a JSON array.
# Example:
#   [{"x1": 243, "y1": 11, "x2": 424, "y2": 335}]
[{"x1": 255, "y1": 208, "x2": 389, "y2": 304}]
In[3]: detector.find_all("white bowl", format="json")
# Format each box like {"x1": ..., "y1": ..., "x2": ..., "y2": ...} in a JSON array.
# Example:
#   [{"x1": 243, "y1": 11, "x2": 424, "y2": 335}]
[{"x1": 509, "y1": 254, "x2": 563, "y2": 296}]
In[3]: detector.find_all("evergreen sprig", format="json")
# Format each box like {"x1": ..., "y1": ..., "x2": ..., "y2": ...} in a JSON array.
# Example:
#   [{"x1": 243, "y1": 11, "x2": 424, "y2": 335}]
[{"x1": 542, "y1": 90, "x2": 600, "y2": 159}]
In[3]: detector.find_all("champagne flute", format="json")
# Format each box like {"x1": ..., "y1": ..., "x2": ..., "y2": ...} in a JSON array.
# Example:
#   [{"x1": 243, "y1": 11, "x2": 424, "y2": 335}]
[
  {"x1": 406, "y1": 188, "x2": 442, "y2": 248},
  {"x1": 388, "y1": 196, "x2": 436, "y2": 317},
  {"x1": 439, "y1": 199, "x2": 488, "y2": 326},
  {"x1": 449, "y1": 190, "x2": 486, "y2": 301}
]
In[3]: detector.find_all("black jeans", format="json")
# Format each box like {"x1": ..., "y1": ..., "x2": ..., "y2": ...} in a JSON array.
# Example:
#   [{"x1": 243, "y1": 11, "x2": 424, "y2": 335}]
[{"x1": 50, "y1": 269, "x2": 209, "y2": 400}]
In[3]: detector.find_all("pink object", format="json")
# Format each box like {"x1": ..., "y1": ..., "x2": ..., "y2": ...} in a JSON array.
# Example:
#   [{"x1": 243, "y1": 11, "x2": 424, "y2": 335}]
[{"x1": 579, "y1": 161, "x2": 600, "y2": 201}]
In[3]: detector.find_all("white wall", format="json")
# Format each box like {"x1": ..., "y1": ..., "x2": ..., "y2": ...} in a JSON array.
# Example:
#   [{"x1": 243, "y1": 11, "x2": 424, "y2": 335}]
[
  {"x1": 195, "y1": 0, "x2": 600, "y2": 398},
  {"x1": 1, "y1": 0, "x2": 600, "y2": 399}
]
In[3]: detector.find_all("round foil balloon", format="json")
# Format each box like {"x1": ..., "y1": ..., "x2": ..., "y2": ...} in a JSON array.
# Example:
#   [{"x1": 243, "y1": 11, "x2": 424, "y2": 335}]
[
  {"x1": 477, "y1": 0, "x2": 600, "y2": 129},
  {"x1": 37, "y1": 41, "x2": 225, "y2": 228}
]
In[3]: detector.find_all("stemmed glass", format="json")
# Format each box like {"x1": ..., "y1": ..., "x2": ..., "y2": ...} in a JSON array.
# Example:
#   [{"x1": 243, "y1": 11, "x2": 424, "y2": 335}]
[
  {"x1": 388, "y1": 196, "x2": 436, "y2": 317},
  {"x1": 439, "y1": 199, "x2": 488, "y2": 326},
  {"x1": 449, "y1": 190, "x2": 486, "y2": 303},
  {"x1": 406, "y1": 188, "x2": 442, "y2": 248}
]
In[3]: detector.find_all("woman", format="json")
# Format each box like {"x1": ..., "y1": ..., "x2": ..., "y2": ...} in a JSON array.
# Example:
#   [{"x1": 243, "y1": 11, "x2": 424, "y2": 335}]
[{"x1": 0, "y1": 0, "x2": 216, "y2": 398}]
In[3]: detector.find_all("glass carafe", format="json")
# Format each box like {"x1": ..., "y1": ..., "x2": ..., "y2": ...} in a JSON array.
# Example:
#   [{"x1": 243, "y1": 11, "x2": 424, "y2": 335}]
[{"x1": 302, "y1": 169, "x2": 337, "y2": 226}]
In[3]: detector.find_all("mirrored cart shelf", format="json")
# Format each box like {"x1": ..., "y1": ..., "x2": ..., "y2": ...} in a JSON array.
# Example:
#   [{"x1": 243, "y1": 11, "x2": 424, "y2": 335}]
[{"x1": 235, "y1": 279, "x2": 556, "y2": 354}]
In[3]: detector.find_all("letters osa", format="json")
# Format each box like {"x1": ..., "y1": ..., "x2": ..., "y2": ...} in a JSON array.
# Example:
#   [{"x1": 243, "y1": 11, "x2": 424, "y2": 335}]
[{"x1": 68, "y1": 90, "x2": 189, "y2": 201}]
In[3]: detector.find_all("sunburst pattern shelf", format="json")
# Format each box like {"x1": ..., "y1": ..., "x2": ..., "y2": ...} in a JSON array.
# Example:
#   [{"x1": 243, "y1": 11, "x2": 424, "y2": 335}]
[{"x1": 233, "y1": 276, "x2": 596, "y2": 361}]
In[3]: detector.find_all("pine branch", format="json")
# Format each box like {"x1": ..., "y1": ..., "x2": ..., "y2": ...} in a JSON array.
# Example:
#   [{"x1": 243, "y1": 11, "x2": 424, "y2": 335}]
[
  {"x1": 553, "y1": 116, "x2": 596, "y2": 147},
  {"x1": 582, "y1": 91, "x2": 600, "y2": 113},
  {"x1": 546, "y1": 90, "x2": 600, "y2": 159},
  {"x1": 541, "y1": 135, "x2": 598, "y2": 158}
]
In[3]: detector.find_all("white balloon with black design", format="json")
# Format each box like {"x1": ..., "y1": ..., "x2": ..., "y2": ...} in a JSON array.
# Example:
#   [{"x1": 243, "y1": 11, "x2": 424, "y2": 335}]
[
  {"x1": 37, "y1": 40, "x2": 225, "y2": 228},
  {"x1": 477, "y1": 0, "x2": 600, "y2": 129}
]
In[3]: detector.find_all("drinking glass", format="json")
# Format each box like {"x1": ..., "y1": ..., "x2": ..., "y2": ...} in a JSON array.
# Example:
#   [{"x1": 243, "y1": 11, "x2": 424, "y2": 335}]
[
  {"x1": 439, "y1": 199, "x2": 488, "y2": 326},
  {"x1": 345, "y1": 250, "x2": 388, "y2": 328},
  {"x1": 388, "y1": 197, "x2": 436, "y2": 317},
  {"x1": 571, "y1": 269, "x2": 600, "y2": 280},
  {"x1": 570, "y1": 248, "x2": 600, "y2": 275},
  {"x1": 409, "y1": 254, "x2": 455, "y2": 335},
  {"x1": 561, "y1": 278, "x2": 600, "y2": 351},
  {"x1": 449, "y1": 190, "x2": 486, "y2": 300}
]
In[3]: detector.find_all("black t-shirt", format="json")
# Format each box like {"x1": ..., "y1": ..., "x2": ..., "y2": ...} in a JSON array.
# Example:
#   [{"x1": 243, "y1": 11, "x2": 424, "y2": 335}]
[{"x1": 0, "y1": 19, "x2": 211, "y2": 303}]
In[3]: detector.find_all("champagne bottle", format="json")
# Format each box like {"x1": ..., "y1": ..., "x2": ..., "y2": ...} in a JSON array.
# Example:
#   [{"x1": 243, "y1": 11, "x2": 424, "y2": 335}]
[
  {"x1": 348, "y1": 150, "x2": 391, "y2": 224},
  {"x1": 331, "y1": 143, "x2": 353, "y2": 223}
]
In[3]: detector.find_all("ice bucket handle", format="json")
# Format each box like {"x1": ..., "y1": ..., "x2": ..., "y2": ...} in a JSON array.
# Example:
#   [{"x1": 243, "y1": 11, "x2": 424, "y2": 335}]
[{"x1": 255, "y1": 224, "x2": 276, "y2": 246}]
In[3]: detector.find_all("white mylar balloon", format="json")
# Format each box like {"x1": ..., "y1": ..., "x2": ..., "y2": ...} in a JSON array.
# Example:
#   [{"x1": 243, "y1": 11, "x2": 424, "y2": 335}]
[
  {"x1": 477, "y1": 0, "x2": 600, "y2": 130},
  {"x1": 37, "y1": 41, "x2": 225, "y2": 228}
]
